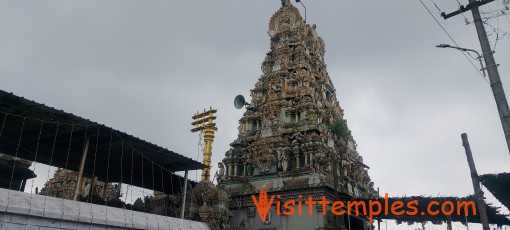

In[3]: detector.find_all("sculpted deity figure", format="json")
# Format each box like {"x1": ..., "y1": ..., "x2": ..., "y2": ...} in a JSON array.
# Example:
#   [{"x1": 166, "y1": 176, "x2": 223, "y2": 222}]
[
  {"x1": 216, "y1": 162, "x2": 225, "y2": 183},
  {"x1": 355, "y1": 171, "x2": 363, "y2": 185},
  {"x1": 291, "y1": 131, "x2": 304, "y2": 144},
  {"x1": 279, "y1": 16, "x2": 291, "y2": 30},
  {"x1": 279, "y1": 150, "x2": 289, "y2": 172},
  {"x1": 352, "y1": 163, "x2": 363, "y2": 185},
  {"x1": 362, "y1": 170, "x2": 371, "y2": 189},
  {"x1": 341, "y1": 155, "x2": 351, "y2": 177},
  {"x1": 254, "y1": 145, "x2": 276, "y2": 173},
  {"x1": 80, "y1": 179, "x2": 91, "y2": 199},
  {"x1": 218, "y1": 162, "x2": 225, "y2": 176}
]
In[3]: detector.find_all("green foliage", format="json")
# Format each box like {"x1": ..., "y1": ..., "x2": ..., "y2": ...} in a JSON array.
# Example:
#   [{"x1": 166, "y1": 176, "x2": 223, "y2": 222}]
[{"x1": 329, "y1": 119, "x2": 352, "y2": 140}]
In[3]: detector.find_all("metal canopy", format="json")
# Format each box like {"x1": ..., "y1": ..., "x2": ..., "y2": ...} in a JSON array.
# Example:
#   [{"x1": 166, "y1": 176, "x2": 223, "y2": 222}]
[
  {"x1": 370, "y1": 195, "x2": 510, "y2": 226},
  {"x1": 481, "y1": 173, "x2": 510, "y2": 211},
  {"x1": 0, "y1": 90, "x2": 205, "y2": 193}
]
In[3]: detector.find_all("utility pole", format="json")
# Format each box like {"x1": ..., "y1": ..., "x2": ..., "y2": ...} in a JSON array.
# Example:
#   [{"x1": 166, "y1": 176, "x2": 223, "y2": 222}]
[
  {"x1": 461, "y1": 133, "x2": 490, "y2": 230},
  {"x1": 442, "y1": 0, "x2": 510, "y2": 156},
  {"x1": 446, "y1": 214, "x2": 453, "y2": 230},
  {"x1": 181, "y1": 170, "x2": 189, "y2": 219}
]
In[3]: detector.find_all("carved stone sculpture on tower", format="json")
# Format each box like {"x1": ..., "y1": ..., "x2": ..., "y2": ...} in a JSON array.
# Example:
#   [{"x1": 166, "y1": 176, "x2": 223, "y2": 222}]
[
  {"x1": 279, "y1": 150, "x2": 289, "y2": 172},
  {"x1": 216, "y1": 162, "x2": 225, "y2": 183}
]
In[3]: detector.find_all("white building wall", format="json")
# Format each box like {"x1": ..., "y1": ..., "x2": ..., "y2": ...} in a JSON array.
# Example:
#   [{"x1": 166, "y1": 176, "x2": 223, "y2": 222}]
[{"x1": 0, "y1": 188, "x2": 209, "y2": 230}]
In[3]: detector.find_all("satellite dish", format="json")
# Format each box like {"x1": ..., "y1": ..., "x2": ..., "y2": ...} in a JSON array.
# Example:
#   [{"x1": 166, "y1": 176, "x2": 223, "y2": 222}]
[{"x1": 234, "y1": 95, "x2": 248, "y2": 109}]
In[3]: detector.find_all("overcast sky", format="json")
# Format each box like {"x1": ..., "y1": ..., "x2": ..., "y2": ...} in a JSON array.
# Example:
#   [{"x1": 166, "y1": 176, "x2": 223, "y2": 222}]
[{"x1": 1, "y1": 0, "x2": 510, "y2": 229}]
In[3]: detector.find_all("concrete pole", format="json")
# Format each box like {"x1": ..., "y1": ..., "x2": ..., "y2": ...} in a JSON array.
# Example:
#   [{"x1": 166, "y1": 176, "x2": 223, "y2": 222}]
[
  {"x1": 73, "y1": 137, "x2": 90, "y2": 201},
  {"x1": 20, "y1": 180, "x2": 26, "y2": 192},
  {"x1": 446, "y1": 215, "x2": 453, "y2": 230},
  {"x1": 461, "y1": 133, "x2": 490, "y2": 230},
  {"x1": 468, "y1": 0, "x2": 510, "y2": 155},
  {"x1": 180, "y1": 170, "x2": 189, "y2": 219}
]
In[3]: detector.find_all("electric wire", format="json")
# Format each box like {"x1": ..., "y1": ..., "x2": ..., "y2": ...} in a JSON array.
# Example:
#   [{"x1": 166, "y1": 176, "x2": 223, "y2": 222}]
[
  {"x1": 486, "y1": 0, "x2": 501, "y2": 50},
  {"x1": 141, "y1": 148, "x2": 149, "y2": 230},
  {"x1": 0, "y1": 117, "x2": 25, "y2": 229},
  {"x1": 88, "y1": 127, "x2": 100, "y2": 230},
  {"x1": 456, "y1": 0, "x2": 471, "y2": 24},
  {"x1": 151, "y1": 162, "x2": 161, "y2": 230},
  {"x1": 24, "y1": 120, "x2": 44, "y2": 230},
  {"x1": 430, "y1": 0, "x2": 443, "y2": 13},
  {"x1": 102, "y1": 130, "x2": 113, "y2": 226},
  {"x1": 75, "y1": 126, "x2": 88, "y2": 230},
  {"x1": 159, "y1": 166, "x2": 166, "y2": 216},
  {"x1": 129, "y1": 147, "x2": 135, "y2": 229},
  {"x1": 59, "y1": 124, "x2": 74, "y2": 228},
  {"x1": 418, "y1": 0, "x2": 490, "y2": 84},
  {"x1": 42, "y1": 122, "x2": 60, "y2": 228},
  {"x1": 120, "y1": 139, "x2": 128, "y2": 228},
  {"x1": 0, "y1": 113, "x2": 6, "y2": 136}
]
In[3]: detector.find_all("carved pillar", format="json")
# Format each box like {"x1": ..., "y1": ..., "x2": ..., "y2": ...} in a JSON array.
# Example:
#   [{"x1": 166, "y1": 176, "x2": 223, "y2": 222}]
[
  {"x1": 295, "y1": 153, "x2": 300, "y2": 169},
  {"x1": 228, "y1": 163, "x2": 233, "y2": 177},
  {"x1": 244, "y1": 163, "x2": 247, "y2": 176},
  {"x1": 234, "y1": 163, "x2": 238, "y2": 176}
]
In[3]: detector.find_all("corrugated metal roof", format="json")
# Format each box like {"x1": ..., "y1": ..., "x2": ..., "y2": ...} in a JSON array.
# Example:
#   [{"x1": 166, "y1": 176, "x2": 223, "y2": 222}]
[
  {"x1": 0, "y1": 90, "x2": 205, "y2": 193},
  {"x1": 481, "y1": 173, "x2": 510, "y2": 211},
  {"x1": 370, "y1": 195, "x2": 510, "y2": 226}
]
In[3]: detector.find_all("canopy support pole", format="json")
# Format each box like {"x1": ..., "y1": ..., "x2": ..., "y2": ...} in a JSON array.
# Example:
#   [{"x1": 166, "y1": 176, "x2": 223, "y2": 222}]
[{"x1": 74, "y1": 137, "x2": 90, "y2": 201}]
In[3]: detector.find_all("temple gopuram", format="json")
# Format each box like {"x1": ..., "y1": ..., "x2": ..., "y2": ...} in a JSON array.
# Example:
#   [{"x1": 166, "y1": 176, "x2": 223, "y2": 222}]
[
  {"x1": 218, "y1": 1, "x2": 377, "y2": 229},
  {"x1": 39, "y1": 169, "x2": 120, "y2": 202},
  {"x1": 0, "y1": 153, "x2": 34, "y2": 191}
]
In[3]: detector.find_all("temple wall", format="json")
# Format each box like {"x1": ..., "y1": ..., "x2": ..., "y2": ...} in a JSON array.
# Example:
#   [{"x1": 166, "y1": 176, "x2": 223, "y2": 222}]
[
  {"x1": 0, "y1": 188, "x2": 209, "y2": 230},
  {"x1": 234, "y1": 205, "x2": 326, "y2": 230}
]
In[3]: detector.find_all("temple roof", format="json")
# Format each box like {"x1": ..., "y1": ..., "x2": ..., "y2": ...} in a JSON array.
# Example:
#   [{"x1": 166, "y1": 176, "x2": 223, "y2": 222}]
[
  {"x1": 0, "y1": 89, "x2": 204, "y2": 193},
  {"x1": 480, "y1": 173, "x2": 510, "y2": 211},
  {"x1": 369, "y1": 195, "x2": 510, "y2": 226}
]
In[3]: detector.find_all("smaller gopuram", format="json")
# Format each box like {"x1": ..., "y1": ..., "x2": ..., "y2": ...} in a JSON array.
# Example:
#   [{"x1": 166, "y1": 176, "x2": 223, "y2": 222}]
[
  {"x1": 39, "y1": 169, "x2": 120, "y2": 202},
  {"x1": 219, "y1": 1, "x2": 377, "y2": 229},
  {"x1": 0, "y1": 153, "x2": 35, "y2": 191}
]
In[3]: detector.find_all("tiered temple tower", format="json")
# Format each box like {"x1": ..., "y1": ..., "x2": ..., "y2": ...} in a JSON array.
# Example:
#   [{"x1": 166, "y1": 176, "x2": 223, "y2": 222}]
[
  {"x1": 39, "y1": 169, "x2": 119, "y2": 202},
  {"x1": 219, "y1": 2, "x2": 376, "y2": 229}
]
